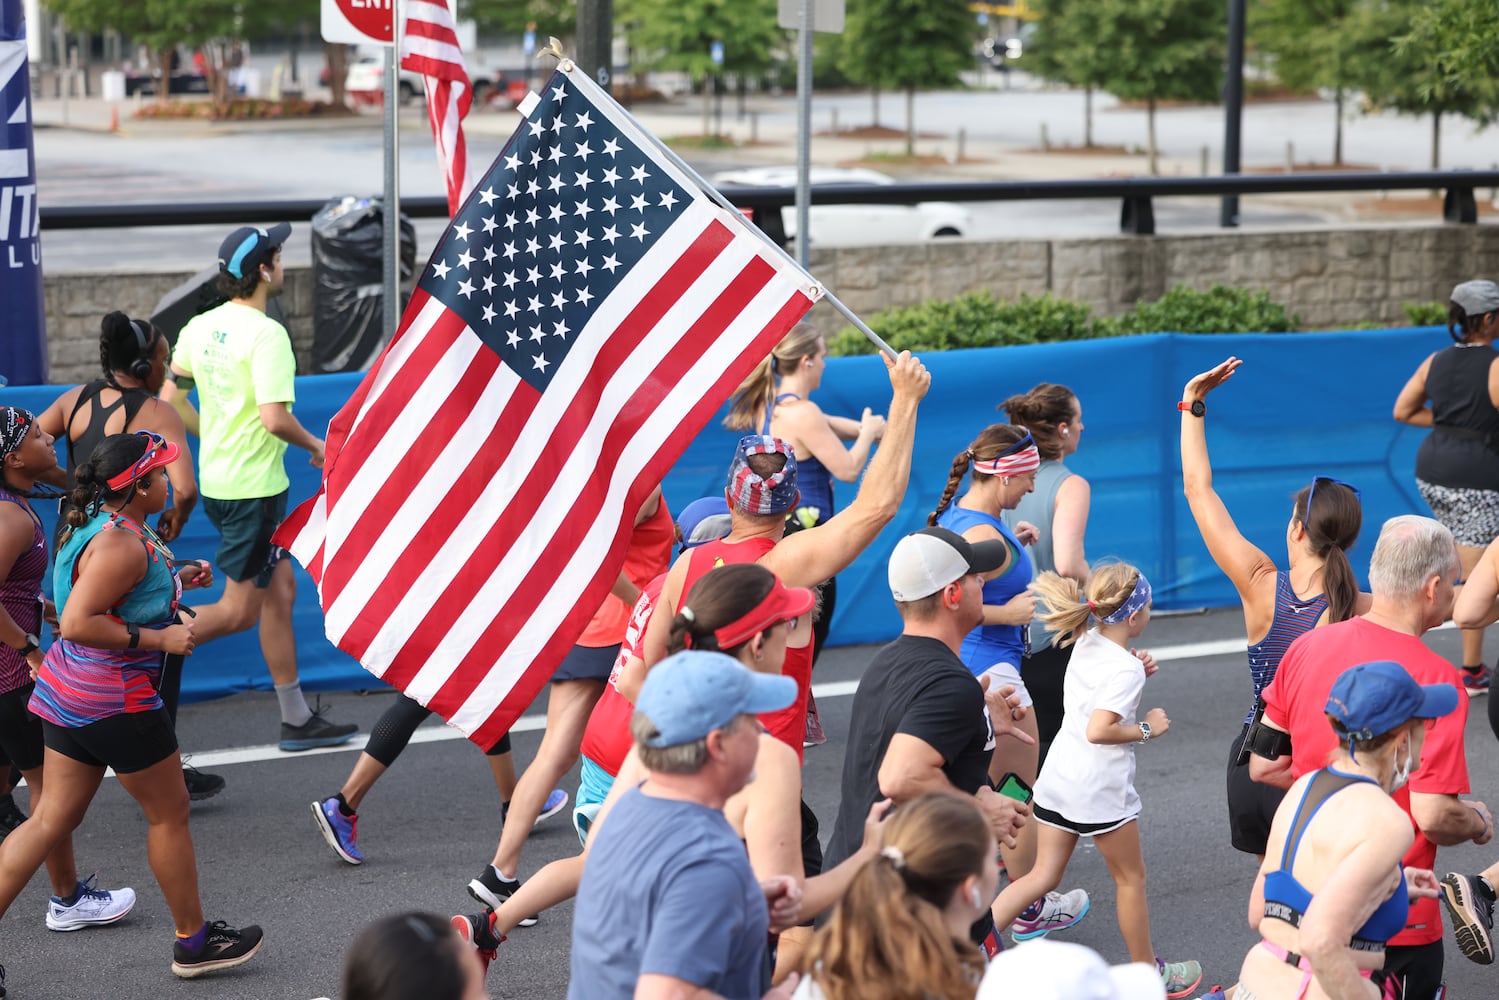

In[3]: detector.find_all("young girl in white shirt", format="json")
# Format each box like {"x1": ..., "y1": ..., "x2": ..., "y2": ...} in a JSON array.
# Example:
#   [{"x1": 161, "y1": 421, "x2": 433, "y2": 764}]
[{"x1": 987, "y1": 563, "x2": 1202, "y2": 1000}]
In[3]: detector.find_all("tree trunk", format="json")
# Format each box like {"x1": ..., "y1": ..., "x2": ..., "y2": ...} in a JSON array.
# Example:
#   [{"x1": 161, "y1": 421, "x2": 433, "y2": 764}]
[
  {"x1": 702, "y1": 74, "x2": 711, "y2": 138},
  {"x1": 324, "y1": 42, "x2": 348, "y2": 106},
  {"x1": 1333, "y1": 87, "x2": 1344, "y2": 165},
  {"x1": 905, "y1": 85, "x2": 915, "y2": 156},
  {"x1": 1431, "y1": 111, "x2": 1441, "y2": 170},
  {"x1": 156, "y1": 48, "x2": 173, "y2": 106},
  {"x1": 1084, "y1": 86, "x2": 1093, "y2": 148},
  {"x1": 1147, "y1": 96, "x2": 1158, "y2": 175}
]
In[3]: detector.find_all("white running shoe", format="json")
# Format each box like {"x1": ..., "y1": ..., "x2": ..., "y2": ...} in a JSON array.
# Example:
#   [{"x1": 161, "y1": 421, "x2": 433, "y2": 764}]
[
  {"x1": 45, "y1": 875, "x2": 136, "y2": 932},
  {"x1": 1010, "y1": 886, "x2": 1091, "y2": 941}
]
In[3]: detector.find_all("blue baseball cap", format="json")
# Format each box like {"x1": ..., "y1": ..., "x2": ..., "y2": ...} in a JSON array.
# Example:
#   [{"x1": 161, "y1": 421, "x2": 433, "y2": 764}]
[
  {"x1": 725, "y1": 435, "x2": 798, "y2": 516},
  {"x1": 218, "y1": 223, "x2": 291, "y2": 279},
  {"x1": 676, "y1": 496, "x2": 733, "y2": 550},
  {"x1": 634, "y1": 650, "x2": 796, "y2": 749},
  {"x1": 1325, "y1": 660, "x2": 1459, "y2": 742}
]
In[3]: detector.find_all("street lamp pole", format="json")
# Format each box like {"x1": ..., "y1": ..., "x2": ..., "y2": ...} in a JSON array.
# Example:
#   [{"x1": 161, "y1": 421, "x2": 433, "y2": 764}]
[{"x1": 1220, "y1": 0, "x2": 1245, "y2": 228}]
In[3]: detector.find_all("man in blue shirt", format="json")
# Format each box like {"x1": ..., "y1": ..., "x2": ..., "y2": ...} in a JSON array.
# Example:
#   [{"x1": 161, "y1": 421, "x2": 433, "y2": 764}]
[{"x1": 569, "y1": 650, "x2": 803, "y2": 1000}]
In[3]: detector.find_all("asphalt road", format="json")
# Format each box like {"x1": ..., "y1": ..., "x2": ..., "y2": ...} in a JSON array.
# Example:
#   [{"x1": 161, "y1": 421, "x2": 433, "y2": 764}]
[{"x1": 3, "y1": 608, "x2": 1498, "y2": 999}]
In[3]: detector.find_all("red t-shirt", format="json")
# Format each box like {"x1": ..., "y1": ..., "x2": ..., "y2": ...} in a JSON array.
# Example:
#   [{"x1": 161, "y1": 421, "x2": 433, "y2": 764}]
[
  {"x1": 1261, "y1": 616, "x2": 1469, "y2": 947},
  {"x1": 577, "y1": 498, "x2": 674, "y2": 647},
  {"x1": 681, "y1": 538, "x2": 815, "y2": 762},
  {"x1": 580, "y1": 574, "x2": 665, "y2": 776}
]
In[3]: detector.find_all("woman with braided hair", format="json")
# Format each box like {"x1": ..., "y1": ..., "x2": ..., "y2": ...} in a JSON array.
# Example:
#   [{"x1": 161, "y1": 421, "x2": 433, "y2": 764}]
[
  {"x1": 0, "y1": 431, "x2": 263, "y2": 983},
  {"x1": 791, "y1": 793, "x2": 997, "y2": 1000},
  {"x1": 930, "y1": 422, "x2": 1091, "y2": 944}
]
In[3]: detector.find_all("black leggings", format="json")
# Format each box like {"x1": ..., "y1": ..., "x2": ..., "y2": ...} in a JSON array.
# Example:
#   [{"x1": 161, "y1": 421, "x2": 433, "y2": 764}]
[
  {"x1": 1488, "y1": 690, "x2": 1499, "y2": 744},
  {"x1": 810, "y1": 576, "x2": 837, "y2": 667},
  {"x1": 1019, "y1": 641, "x2": 1072, "y2": 767},
  {"x1": 364, "y1": 693, "x2": 511, "y2": 766}
]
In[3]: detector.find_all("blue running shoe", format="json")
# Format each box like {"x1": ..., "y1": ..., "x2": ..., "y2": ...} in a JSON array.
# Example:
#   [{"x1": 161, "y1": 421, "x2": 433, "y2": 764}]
[
  {"x1": 311, "y1": 797, "x2": 362, "y2": 865},
  {"x1": 533, "y1": 789, "x2": 568, "y2": 828}
]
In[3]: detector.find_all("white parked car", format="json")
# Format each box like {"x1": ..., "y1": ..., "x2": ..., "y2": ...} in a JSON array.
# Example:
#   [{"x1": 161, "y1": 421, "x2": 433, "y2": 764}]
[
  {"x1": 710, "y1": 166, "x2": 970, "y2": 247},
  {"x1": 345, "y1": 55, "x2": 508, "y2": 108}
]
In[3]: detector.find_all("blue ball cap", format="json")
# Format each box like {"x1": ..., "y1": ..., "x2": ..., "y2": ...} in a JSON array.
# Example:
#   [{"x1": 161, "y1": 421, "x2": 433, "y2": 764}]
[
  {"x1": 1325, "y1": 660, "x2": 1460, "y2": 741},
  {"x1": 218, "y1": 222, "x2": 291, "y2": 279},
  {"x1": 634, "y1": 650, "x2": 797, "y2": 749},
  {"x1": 676, "y1": 496, "x2": 732, "y2": 550}
]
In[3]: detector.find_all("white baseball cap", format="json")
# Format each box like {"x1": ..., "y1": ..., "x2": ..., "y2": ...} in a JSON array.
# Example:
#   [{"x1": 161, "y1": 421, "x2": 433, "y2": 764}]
[
  {"x1": 977, "y1": 941, "x2": 1165, "y2": 1000},
  {"x1": 887, "y1": 526, "x2": 1007, "y2": 602}
]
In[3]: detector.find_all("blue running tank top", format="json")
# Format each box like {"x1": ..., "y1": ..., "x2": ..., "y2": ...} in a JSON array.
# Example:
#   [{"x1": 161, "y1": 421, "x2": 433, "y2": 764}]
[
  {"x1": 937, "y1": 504, "x2": 1032, "y2": 675},
  {"x1": 1243, "y1": 571, "x2": 1328, "y2": 724},
  {"x1": 767, "y1": 393, "x2": 835, "y2": 521}
]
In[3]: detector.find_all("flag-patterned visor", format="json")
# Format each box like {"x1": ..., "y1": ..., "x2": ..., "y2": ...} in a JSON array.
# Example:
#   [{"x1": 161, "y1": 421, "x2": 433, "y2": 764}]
[{"x1": 726, "y1": 435, "x2": 798, "y2": 515}]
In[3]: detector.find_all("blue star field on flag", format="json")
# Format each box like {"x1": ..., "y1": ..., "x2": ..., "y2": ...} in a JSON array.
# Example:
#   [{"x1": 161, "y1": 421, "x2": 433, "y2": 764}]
[{"x1": 416, "y1": 78, "x2": 693, "y2": 393}]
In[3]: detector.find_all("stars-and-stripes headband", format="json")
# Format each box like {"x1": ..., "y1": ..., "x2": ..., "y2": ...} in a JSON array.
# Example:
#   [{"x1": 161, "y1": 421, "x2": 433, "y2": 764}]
[
  {"x1": 1095, "y1": 572, "x2": 1152, "y2": 624},
  {"x1": 973, "y1": 430, "x2": 1041, "y2": 478}
]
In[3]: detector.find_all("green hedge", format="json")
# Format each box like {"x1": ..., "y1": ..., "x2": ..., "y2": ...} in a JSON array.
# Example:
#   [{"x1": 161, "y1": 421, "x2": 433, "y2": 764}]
[{"x1": 826, "y1": 285, "x2": 1303, "y2": 355}]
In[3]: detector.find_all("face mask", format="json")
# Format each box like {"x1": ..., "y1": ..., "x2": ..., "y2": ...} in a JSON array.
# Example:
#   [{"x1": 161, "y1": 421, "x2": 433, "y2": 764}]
[{"x1": 1390, "y1": 734, "x2": 1414, "y2": 792}]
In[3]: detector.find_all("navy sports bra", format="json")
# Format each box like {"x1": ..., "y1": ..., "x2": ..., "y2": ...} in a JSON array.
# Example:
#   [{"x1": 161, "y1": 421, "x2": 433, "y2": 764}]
[{"x1": 1262, "y1": 768, "x2": 1408, "y2": 950}]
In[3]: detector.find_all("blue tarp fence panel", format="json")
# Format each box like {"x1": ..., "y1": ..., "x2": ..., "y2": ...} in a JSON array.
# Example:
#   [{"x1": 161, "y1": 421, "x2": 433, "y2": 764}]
[{"x1": 2, "y1": 327, "x2": 1443, "y2": 702}]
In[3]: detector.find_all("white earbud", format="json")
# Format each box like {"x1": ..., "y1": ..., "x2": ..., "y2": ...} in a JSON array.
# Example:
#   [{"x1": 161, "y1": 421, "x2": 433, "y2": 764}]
[
  {"x1": 1061, "y1": 427, "x2": 1070, "y2": 437},
  {"x1": 970, "y1": 886, "x2": 983, "y2": 909}
]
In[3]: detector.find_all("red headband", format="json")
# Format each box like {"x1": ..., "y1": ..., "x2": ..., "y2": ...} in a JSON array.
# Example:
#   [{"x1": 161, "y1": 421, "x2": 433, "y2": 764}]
[{"x1": 684, "y1": 580, "x2": 815, "y2": 651}]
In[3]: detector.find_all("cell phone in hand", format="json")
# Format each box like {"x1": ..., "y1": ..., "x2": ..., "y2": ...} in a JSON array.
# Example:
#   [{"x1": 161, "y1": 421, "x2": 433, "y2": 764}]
[{"x1": 996, "y1": 772, "x2": 1033, "y2": 805}]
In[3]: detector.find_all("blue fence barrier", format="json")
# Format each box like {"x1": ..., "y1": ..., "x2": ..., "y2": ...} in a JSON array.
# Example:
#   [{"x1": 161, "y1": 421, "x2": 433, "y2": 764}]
[{"x1": 2, "y1": 326, "x2": 1444, "y2": 701}]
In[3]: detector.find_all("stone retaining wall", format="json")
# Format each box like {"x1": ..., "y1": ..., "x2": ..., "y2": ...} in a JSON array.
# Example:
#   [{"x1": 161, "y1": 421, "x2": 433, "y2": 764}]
[{"x1": 40, "y1": 223, "x2": 1498, "y2": 383}]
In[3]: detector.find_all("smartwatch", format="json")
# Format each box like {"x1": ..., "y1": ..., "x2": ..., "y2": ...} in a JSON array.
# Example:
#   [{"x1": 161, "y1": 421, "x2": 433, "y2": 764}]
[
  {"x1": 1177, "y1": 400, "x2": 1206, "y2": 417},
  {"x1": 1138, "y1": 721, "x2": 1153, "y2": 743},
  {"x1": 16, "y1": 634, "x2": 38, "y2": 655}
]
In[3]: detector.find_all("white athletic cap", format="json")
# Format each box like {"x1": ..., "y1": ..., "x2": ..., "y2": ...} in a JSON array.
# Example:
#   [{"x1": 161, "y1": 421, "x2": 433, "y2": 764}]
[
  {"x1": 887, "y1": 526, "x2": 1006, "y2": 602},
  {"x1": 976, "y1": 940, "x2": 1165, "y2": 1000}
]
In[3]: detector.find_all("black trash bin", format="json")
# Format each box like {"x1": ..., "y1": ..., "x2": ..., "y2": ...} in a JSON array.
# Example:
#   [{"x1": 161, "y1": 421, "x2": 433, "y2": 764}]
[{"x1": 311, "y1": 196, "x2": 416, "y2": 373}]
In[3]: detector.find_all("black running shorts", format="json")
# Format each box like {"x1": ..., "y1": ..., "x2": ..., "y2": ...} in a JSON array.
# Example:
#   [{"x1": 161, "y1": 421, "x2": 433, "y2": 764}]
[{"x1": 42, "y1": 708, "x2": 178, "y2": 774}]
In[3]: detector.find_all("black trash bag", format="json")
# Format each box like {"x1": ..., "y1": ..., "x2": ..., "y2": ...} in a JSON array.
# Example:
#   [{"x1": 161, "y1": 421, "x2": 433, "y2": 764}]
[{"x1": 311, "y1": 196, "x2": 416, "y2": 374}]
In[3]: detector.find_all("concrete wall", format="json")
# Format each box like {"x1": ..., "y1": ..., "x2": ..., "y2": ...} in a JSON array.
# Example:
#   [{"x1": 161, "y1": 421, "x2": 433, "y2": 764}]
[{"x1": 39, "y1": 223, "x2": 1498, "y2": 383}]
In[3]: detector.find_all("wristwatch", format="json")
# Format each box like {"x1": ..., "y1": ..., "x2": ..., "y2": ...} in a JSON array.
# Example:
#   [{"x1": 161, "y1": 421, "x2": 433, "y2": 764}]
[
  {"x1": 16, "y1": 634, "x2": 38, "y2": 655},
  {"x1": 1138, "y1": 721, "x2": 1153, "y2": 743},
  {"x1": 1177, "y1": 400, "x2": 1206, "y2": 417}
]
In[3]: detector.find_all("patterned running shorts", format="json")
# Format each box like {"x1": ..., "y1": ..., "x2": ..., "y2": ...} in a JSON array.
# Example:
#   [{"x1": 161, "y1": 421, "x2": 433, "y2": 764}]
[{"x1": 1416, "y1": 479, "x2": 1499, "y2": 547}]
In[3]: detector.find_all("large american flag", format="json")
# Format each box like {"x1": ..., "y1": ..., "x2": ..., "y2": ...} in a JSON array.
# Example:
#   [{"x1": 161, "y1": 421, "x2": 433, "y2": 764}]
[
  {"x1": 277, "y1": 64, "x2": 820, "y2": 746},
  {"x1": 400, "y1": 0, "x2": 473, "y2": 215}
]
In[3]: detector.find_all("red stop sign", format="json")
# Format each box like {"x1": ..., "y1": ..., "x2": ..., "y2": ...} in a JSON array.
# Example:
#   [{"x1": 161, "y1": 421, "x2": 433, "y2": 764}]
[{"x1": 333, "y1": 0, "x2": 393, "y2": 42}]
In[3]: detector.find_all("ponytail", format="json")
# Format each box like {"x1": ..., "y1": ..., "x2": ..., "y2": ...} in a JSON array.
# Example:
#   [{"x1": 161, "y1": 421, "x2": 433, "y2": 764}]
[
  {"x1": 1031, "y1": 563, "x2": 1143, "y2": 646},
  {"x1": 1294, "y1": 480, "x2": 1362, "y2": 623},
  {"x1": 1320, "y1": 544, "x2": 1359, "y2": 624},
  {"x1": 927, "y1": 449, "x2": 972, "y2": 526},
  {"x1": 723, "y1": 356, "x2": 776, "y2": 432}
]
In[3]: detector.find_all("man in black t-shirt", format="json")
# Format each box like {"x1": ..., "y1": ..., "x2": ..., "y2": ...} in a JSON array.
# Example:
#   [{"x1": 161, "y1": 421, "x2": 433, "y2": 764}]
[{"x1": 824, "y1": 527, "x2": 1030, "y2": 872}]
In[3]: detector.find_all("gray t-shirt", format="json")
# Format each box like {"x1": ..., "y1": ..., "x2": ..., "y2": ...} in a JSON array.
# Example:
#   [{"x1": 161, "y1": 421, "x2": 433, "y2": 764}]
[{"x1": 569, "y1": 786, "x2": 770, "y2": 1000}]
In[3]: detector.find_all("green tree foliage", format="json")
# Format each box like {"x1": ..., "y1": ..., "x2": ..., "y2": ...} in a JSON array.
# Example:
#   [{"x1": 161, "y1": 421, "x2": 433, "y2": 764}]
[
  {"x1": 1350, "y1": 0, "x2": 1499, "y2": 169},
  {"x1": 1250, "y1": 0, "x2": 1361, "y2": 164},
  {"x1": 47, "y1": 0, "x2": 243, "y2": 100},
  {"x1": 1024, "y1": 0, "x2": 1107, "y2": 146},
  {"x1": 838, "y1": 0, "x2": 976, "y2": 155},
  {"x1": 461, "y1": 0, "x2": 575, "y2": 43},
  {"x1": 618, "y1": 0, "x2": 783, "y2": 79},
  {"x1": 1399, "y1": 0, "x2": 1499, "y2": 108},
  {"x1": 1071, "y1": 0, "x2": 1224, "y2": 174}
]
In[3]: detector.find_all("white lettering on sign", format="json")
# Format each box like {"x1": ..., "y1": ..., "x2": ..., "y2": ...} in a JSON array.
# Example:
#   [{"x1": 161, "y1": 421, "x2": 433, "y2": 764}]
[
  {"x1": 8, "y1": 241, "x2": 39, "y2": 269},
  {"x1": 0, "y1": 184, "x2": 38, "y2": 241},
  {"x1": 349, "y1": 0, "x2": 391, "y2": 7}
]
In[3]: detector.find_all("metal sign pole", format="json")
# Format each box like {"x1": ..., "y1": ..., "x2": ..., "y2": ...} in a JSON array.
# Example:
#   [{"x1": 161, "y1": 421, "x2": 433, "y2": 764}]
[
  {"x1": 382, "y1": 3, "x2": 401, "y2": 338},
  {"x1": 794, "y1": 0, "x2": 813, "y2": 268}
]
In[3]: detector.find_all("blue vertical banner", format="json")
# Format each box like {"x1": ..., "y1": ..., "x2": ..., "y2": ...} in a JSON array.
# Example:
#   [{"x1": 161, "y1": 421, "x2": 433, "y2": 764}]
[{"x1": 0, "y1": 0, "x2": 47, "y2": 386}]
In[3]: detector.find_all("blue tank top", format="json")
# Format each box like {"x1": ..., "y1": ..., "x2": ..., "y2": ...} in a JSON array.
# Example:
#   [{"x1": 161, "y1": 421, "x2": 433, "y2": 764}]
[
  {"x1": 937, "y1": 504, "x2": 1032, "y2": 675},
  {"x1": 768, "y1": 393, "x2": 835, "y2": 521},
  {"x1": 54, "y1": 511, "x2": 180, "y2": 626},
  {"x1": 1262, "y1": 768, "x2": 1408, "y2": 949},
  {"x1": 1243, "y1": 571, "x2": 1328, "y2": 724}
]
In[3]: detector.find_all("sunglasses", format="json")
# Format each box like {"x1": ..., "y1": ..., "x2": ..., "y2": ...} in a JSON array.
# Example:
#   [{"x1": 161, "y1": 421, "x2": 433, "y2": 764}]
[
  {"x1": 998, "y1": 430, "x2": 1036, "y2": 457},
  {"x1": 1305, "y1": 476, "x2": 1360, "y2": 517},
  {"x1": 106, "y1": 431, "x2": 171, "y2": 492}
]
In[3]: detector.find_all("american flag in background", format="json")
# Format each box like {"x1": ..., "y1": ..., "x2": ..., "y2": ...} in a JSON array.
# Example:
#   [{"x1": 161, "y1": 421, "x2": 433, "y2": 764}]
[
  {"x1": 277, "y1": 65, "x2": 820, "y2": 747},
  {"x1": 400, "y1": 0, "x2": 473, "y2": 215}
]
